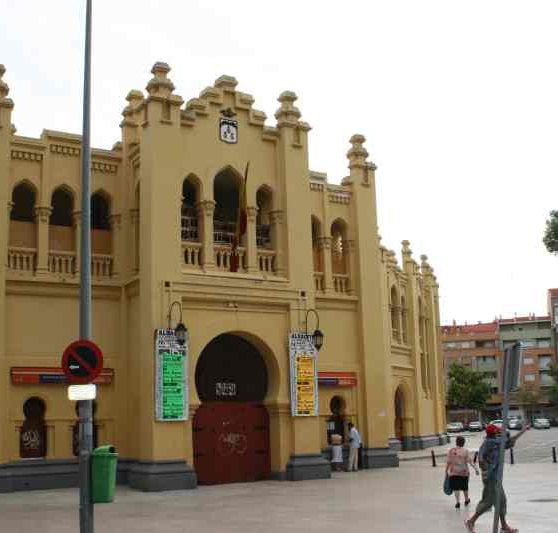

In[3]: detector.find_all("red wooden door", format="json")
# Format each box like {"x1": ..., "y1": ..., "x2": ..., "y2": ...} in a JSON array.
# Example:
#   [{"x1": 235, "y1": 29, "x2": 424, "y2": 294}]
[{"x1": 193, "y1": 402, "x2": 270, "y2": 485}]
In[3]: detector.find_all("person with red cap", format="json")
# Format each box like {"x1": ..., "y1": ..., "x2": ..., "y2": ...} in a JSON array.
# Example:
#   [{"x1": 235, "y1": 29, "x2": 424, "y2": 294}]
[{"x1": 464, "y1": 422, "x2": 529, "y2": 532}]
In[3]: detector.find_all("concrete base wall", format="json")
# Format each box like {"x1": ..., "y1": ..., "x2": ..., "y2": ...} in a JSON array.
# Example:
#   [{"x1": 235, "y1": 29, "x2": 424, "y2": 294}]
[
  {"x1": 128, "y1": 461, "x2": 197, "y2": 492},
  {"x1": 285, "y1": 454, "x2": 331, "y2": 481},
  {"x1": 361, "y1": 448, "x2": 399, "y2": 468},
  {"x1": 0, "y1": 458, "x2": 197, "y2": 493},
  {"x1": 0, "y1": 459, "x2": 79, "y2": 493}
]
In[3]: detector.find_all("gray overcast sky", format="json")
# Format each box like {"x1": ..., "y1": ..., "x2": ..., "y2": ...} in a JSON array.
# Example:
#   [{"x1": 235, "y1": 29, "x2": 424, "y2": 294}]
[{"x1": 1, "y1": 0, "x2": 557, "y2": 324}]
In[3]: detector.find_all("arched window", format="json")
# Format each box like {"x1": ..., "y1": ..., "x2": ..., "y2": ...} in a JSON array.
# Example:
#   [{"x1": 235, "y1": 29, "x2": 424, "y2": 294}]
[
  {"x1": 9, "y1": 182, "x2": 37, "y2": 250},
  {"x1": 311, "y1": 216, "x2": 323, "y2": 273},
  {"x1": 331, "y1": 219, "x2": 347, "y2": 274},
  {"x1": 11, "y1": 182, "x2": 36, "y2": 222},
  {"x1": 50, "y1": 187, "x2": 74, "y2": 227},
  {"x1": 256, "y1": 186, "x2": 272, "y2": 248},
  {"x1": 327, "y1": 395, "x2": 346, "y2": 445},
  {"x1": 213, "y1": 168, "x2": 240, "y2": 244},
  {"x1": 401, "y1": 296, "x2": 408, "y2": 344},
  {"x1": 91, "y1": 192, "x2": 110, "y2": 230},
  {"x1": 91, "y1": 192, "x2": 111, "y2": 256},
  {"x1": 20, "y1": 398, "x2": 47, "y2": 458},
  {"x1": 49, "y1": 187, "x2": 75, "y2": 253},
  {"x1": 181, "y1": 177, "x2": 200, "y2": 241},
  {"x1": 390, "y1": 286, "x2": 400, "y2": 341}
]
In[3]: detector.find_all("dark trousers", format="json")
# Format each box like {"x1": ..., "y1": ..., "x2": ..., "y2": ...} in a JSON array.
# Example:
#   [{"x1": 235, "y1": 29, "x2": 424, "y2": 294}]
[{"x1": 475, "y1": 479, "x2": 507, "y2": 521}]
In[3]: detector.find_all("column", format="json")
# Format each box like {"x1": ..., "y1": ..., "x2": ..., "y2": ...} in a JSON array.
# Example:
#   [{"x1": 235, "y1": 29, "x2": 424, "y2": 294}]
[
  {"x1": 130, "y1": 208, "x2": 139, "y2": 274},
  {"x1": 344, "y1": 239, "x2": 357, "y2": 295},
  {"x1": 318, "y1": 236, "x2": 333, "y2": 292},
  {"x1": 72, "y1": 211, "x2": 81, "y2": 275},
  {"x1": 269, "y1": 210, "x2": 285, "y2": 276},
  {"x1": 245, "y1": 206, "x2": 258, "y2": 274},
  {"x1": 199, "y1": 200, "x2": 215, "y2": 271},
  {"x1": 109, "y1": 213, "x2": 121, "y2": 277},
  {"x1": 34, "y1": 206, "x2": 51, "y2": 274}
]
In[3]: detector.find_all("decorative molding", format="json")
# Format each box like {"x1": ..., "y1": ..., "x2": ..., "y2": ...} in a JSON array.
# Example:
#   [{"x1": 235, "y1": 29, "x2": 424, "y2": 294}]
[
  {"x1": 92, "y1": 161, "x2": 118, "y2": 174},
  {"x1": 246, "y1": 206, "x2": 258, "y2": 221},
  {"x1": 109, "y1": 213, "x2": 122, "y2": 229},
  {"x1": 34, "y1": 206, "x2": 52, "y2": 224},
  {"x1": 269, "y1": 210, "x2": 284, "y2": 225},
  {"x1": 11, "y1": 150, "x2": 43, "y2": 162},
  {"x1": 328, "y1": 191, "x2": 351, "y2": 205},
  {"x1": 50, "y1": 144, "x2": 80, "y2": 157},
  {"x1": 198, "y1": 200, "x2": 216, "y2": 216}
]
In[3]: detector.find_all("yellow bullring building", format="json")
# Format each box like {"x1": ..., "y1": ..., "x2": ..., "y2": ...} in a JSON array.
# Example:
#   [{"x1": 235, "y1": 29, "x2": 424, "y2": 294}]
[{"x1": 0, "y1": 63, "x2": 447, "y2": 492}]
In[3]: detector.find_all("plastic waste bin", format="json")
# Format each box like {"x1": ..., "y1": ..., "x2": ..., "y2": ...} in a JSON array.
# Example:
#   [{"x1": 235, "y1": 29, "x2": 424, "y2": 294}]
[{"x1": 91, "y1": 445, "x2": 118, "y2": 503}]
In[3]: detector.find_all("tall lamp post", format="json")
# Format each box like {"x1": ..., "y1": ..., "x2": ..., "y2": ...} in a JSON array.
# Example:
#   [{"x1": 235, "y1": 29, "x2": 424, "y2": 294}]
[
  {"x1": 305, "y1": 308, "x2": 324, "y2": 351},
  {"x1": 168, "y1": 301, "x2": 187, "y2": 345}
]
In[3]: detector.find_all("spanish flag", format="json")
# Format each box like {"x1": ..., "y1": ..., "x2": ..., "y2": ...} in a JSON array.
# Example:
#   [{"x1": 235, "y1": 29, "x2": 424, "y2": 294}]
[{"x1": 230, "y1": 162, "x2": 249, "y2": 272}]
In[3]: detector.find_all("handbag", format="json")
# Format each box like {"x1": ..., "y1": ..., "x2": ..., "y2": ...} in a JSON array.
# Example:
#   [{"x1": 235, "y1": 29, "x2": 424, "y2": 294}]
[{"x1": 443, "y1": 474, "x2": 453, "y2": 496}]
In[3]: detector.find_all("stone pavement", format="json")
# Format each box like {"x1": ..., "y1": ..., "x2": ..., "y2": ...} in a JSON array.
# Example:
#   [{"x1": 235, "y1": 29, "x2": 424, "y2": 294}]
[
  {"x1": 1, "y1": 461, "x2": 556, "y2": 533},
  {"x1": 399, "y1": 433, "x2": 484, "y2": 462}
]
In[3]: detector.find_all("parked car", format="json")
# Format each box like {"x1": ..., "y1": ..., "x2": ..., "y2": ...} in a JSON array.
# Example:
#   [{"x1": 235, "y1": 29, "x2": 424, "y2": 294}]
[
  {"x1": 508, "y1": 418, "x2": 523, "y2": 430},
  {"x1": 467, "y1": 421, "x2": 483, "y2": 432},
  {"x1": 447, "y1": 422, "x2": 464, "y2": 433},
  {"x1": 533, "y1": 418, "x2": 551, "y2": 429}
]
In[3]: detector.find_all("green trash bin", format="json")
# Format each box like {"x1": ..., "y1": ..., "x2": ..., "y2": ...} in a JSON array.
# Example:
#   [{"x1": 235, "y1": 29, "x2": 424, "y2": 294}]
[{"x1": 91, "y1": 445, "x2": 118, "y2": 503}]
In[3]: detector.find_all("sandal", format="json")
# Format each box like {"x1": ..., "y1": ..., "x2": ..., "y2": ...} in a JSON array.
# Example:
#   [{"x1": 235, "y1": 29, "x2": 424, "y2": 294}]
[{"x1": 464, "y1": 519, "x2": 475, "y2": 532}]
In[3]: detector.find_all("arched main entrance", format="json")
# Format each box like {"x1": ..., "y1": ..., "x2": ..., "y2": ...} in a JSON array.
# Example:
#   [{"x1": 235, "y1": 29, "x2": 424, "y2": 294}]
[
  {"x1": 193, "y1": 333, "x2": 271, "y2": 484},
  {"x1": 394, "y1": 384, "x2": 413, "y2": 451}
]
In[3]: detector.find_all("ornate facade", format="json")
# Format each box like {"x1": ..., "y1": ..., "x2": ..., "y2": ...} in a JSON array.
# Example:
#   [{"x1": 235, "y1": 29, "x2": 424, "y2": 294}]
[{"x1": 0, "y1": 62, "x2": 446, "y2": 491}]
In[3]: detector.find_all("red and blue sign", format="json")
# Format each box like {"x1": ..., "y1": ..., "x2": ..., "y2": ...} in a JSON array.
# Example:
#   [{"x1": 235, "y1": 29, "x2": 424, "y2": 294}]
[{"x1": 61, "y1": 339, "x2": 103, "y2": 384}]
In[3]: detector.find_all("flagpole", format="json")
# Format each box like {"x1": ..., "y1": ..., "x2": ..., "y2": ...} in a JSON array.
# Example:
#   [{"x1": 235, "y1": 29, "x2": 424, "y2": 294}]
[{"x1": 79, "y1": 1, "x2": 94, "y2": 532}]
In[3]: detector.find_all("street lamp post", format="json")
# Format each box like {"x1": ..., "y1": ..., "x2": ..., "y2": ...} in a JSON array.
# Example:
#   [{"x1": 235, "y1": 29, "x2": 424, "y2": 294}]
[
  {"x1": 305, "y1": 308, "x2": 324, "y2": 351},
  {"x1": 168, "y1": 301, "x2": 188, "y2": 345}
]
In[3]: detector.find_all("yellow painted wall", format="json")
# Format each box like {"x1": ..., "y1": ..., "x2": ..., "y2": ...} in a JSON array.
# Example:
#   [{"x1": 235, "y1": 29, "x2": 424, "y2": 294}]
[{"x1": 0, "y1": 63, "x2": 446, "y2": 473}]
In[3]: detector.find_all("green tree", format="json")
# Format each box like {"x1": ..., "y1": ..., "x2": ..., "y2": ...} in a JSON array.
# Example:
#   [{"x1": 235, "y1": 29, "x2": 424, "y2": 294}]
[
  {"x1": 543, "y1": 210, "x2": 558, "y2": 253},
  {"x1": 447, "y1": 363, "x2": 492, "y2": 411}
]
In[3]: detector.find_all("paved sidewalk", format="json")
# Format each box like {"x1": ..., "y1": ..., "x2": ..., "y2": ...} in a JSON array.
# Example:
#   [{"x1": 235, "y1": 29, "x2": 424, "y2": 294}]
[
  {"x1": 0, "y1": 461, "x2": 555, "y2": 532},
  {"x1": 399, "y1": 433, "x2": 484, "y2": 462}
]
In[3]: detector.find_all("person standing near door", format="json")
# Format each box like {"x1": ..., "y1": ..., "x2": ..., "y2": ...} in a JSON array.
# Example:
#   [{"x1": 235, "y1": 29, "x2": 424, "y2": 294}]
[{"x1": 347, "y1": 422, "x2": 361, "y2": 472}]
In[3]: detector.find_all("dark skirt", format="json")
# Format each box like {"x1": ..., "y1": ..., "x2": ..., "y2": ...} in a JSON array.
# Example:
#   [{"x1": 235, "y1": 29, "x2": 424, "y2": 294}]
[{"x1": 449, "y1": 475, "x2": 469, "y2": 491}]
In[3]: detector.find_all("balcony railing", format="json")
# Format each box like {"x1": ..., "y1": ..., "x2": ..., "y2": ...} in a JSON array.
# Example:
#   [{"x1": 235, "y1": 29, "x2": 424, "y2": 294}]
[
  {"x1": 182, "y1": 242, "x2": 203, "y2": 269},
  {"x1": 7, "y1": 247, "x2": 37, "y2": 272},
  {"x1": 48, "y1": 251, "x2": 76, "y2": 275},
  {"x1": 214, "y1": 219, "x2": 236, "y2": 245},
  {"x1": 257, "y1": 249, "x2": 276, "y2": 273},
  {"x1": 333, "y1": 273, "x2": 350, "y2": 294},
  {"x1": 214, "y1": 244, "x2": 246, "y2": 272},
  {"x1": 91, "y1": 254, "x2": 113, "y2": 277},
  {"x1": 314, "y1": 272, "x2": 325, "y2": 292}
]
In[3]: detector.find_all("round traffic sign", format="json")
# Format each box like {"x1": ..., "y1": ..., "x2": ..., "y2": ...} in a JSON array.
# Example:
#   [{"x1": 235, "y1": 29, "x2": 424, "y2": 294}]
[{"x1": 61, "y1": 339, "x2": 103, "y2": 384}]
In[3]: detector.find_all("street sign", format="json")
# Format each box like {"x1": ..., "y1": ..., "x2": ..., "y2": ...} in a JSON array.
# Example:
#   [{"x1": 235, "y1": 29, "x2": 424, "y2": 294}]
[
  {"x1": 503, "y1": 342, "x2": 522, "y2": 393},
  {"x1": 62, "y1": 340, "x2": 103, "y2": 384}
]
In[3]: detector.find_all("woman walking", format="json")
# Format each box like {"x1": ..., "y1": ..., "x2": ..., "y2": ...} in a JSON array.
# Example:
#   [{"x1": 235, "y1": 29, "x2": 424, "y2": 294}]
[{"x1": 446, "y1": 435, "x2": 478, "y2": 509}]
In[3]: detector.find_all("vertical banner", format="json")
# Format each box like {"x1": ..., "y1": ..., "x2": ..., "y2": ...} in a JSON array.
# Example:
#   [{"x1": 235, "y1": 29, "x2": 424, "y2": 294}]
[
  {"x1": 289, "y1": 333, "x2": 318, "y2": 416},
  {"x1": 155, "y1": 328, "x2": 188, "y2": 421}
]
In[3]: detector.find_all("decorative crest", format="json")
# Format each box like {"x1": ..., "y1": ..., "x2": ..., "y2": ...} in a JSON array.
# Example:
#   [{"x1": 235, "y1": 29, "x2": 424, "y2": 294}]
[{"x1": 220, "y1": 107, "x2": 237, "y2": 118}]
